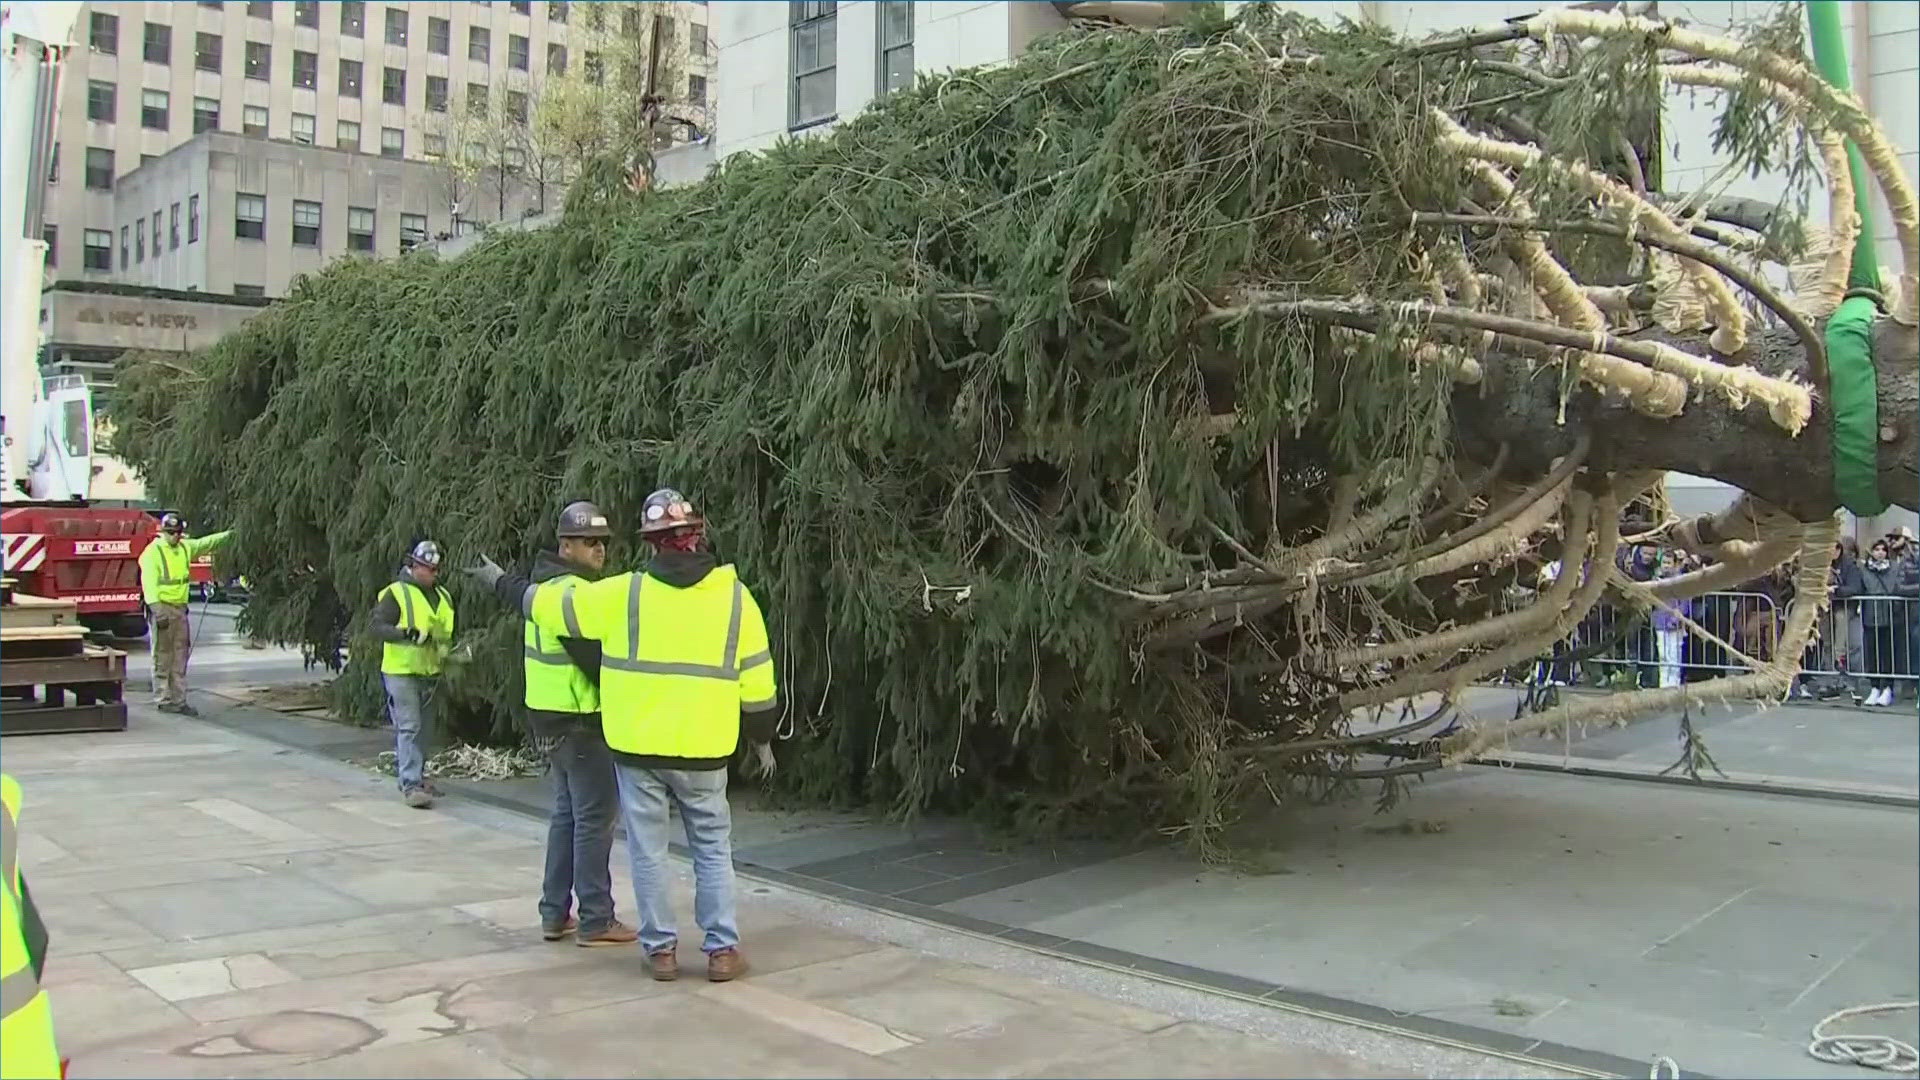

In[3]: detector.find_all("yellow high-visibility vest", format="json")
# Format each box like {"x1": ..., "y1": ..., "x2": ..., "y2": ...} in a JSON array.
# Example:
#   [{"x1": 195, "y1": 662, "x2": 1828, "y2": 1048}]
[
  {"x1": 378, "y1": 580, "x2": 456, "y2": 676},
  {"x1": 524, "y1": 574, "x2": 599, "y2": 715},
  {"x1": 525, "y1": 564, "x2": 777, "y2": 759},
  {"x1": 138, "y1": 531, "x2": 230, "y2": 607},
  {"x1": 2, "y1": 775, "x2": 60, "y2": 1080}
]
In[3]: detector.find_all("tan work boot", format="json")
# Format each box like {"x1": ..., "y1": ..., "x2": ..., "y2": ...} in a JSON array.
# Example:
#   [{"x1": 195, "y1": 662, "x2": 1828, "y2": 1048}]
[
  {"x1": 542, "y1": 916, "x2": 577, "y2": 941},
  {"x1": 577, "y1": 920, "x2": 639, "y2": 948},
  {"x1": 647, "y1": 948, "x2": 679, "y2": 982},
  {"x1": 707, "y1": 947, "x2": 747, "y2": 983},
  {"x1": 403, "y1": 787, "x2": 433, "y2": 809}
]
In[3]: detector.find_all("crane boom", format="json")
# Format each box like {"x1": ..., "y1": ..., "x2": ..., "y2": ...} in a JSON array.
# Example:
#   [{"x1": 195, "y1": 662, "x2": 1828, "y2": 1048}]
[{"x1": 2, "y1": 2, "x2": 85, "y2": 503}]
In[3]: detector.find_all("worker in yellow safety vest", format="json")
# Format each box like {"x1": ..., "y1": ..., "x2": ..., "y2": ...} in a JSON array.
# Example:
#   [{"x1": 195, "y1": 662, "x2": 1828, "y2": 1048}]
[
  {"x1": 522, "y1": 501, "x2": 637, "y2": 948},
  {"x1": 368, "y1": 540, "x2": 455, "y2": 809},
  {"x1": 2, "y1": 775, "x2": 63, "y2": 1080},
  {"x1": 467, "y1": 488, "x2": 778, "y2": 984},
  {"x1": 137, "y1": 513, "x2": 233, "y2": 717}
]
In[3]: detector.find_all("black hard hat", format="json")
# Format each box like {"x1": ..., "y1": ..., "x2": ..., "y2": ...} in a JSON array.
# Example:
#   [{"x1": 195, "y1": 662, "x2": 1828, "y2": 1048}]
[
  {"x1": 557, "y1": 500, "x2": 612, "y2": 539},
  {"x1": 406, "y1": 539, "x2": 443, "y2": 569},
  {"x1": 639, "y1": 488, "x2": 703, "y2": 536},
  {"x1": 159, "y1": 513, "x2": 186, "y2": 534}
]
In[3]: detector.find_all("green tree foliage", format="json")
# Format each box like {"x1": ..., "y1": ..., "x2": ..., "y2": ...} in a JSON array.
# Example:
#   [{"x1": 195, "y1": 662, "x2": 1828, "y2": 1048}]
[{"x1": 112, "y1": 6, "x2": 1840, "y2": 844}]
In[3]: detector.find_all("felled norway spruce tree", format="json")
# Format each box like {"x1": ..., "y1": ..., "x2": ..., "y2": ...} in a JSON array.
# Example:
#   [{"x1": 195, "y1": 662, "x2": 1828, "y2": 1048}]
[{"x1": 114, "y1": 4, "x2": 1919, "y2": 847}]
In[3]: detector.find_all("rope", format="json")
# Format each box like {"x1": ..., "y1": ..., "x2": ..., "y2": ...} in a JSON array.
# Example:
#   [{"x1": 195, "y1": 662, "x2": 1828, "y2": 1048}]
[
  {"x1": 1809, "y1": 1002, "x2": 1920, "y2": 1073},
  {"x1": 1646, "y1": 1001, "x2": 1919, "y2": 1079}
]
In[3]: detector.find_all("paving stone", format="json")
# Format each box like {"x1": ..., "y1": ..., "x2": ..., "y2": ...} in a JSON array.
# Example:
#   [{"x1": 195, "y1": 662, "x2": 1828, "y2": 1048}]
[
  {"x1": 106, "y1": 873, "x2": 378, "y2": 940},
  {"x1": 256, "y1": 1032, "x2": 530, "y2": 1078},
  {"x1": 128, "y1": 953, "x2": 302, "y2": 1001},
  {"x1": 935, "y1": 961, "x2": 1178, "y2": 1035},
  {"x1": 879, "y1": 1007, "x2": 1149, "y2": 1079}
]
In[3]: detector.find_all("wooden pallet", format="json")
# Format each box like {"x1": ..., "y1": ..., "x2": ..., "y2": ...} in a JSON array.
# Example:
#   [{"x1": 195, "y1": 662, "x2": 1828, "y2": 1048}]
[
  {"x1": 1, "y1": 592, "x2": 127, "y2": 735},
  {"x1": 0, "y1": 593, "x2": 78, "y2": 631}
]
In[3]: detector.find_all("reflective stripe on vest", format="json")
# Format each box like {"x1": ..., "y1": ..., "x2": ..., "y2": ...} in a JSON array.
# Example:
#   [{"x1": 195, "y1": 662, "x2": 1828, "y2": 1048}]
[
  {"x1": 602, "y1": 574, "x2": 770, "y2": 678},
  {"x1": 583, "y1": 568, "x2": 759, "y2": 759},
  {"x1": 151, "y1": 543, "x2": 188, "y2": 585}
]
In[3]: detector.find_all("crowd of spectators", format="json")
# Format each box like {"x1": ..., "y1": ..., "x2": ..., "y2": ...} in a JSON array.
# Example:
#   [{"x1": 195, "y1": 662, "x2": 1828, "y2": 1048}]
[{"x1": 1517, "y1": 526, "x2": 1920, "y2": 708}]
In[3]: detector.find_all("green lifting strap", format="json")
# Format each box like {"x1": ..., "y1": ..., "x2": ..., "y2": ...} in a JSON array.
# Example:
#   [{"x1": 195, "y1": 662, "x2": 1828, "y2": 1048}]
[{"x1": 1807, "y1": 1, "x2": 1886, "y2": 516}]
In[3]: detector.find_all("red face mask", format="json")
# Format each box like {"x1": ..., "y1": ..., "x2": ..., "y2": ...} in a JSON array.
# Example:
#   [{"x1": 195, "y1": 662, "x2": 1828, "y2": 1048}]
[{"x1": 655, "y1": 529, "x2": 703, "y2": 553}]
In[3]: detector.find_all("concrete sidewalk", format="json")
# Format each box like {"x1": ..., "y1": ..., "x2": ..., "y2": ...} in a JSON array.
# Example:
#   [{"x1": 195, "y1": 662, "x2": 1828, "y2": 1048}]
[{"x1": 6, "y1": 706, "x2": 1554, "y2": 1080}]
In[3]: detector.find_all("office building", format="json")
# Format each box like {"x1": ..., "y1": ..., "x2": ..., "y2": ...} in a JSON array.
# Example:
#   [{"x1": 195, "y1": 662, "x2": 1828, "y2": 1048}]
[{"x1": 44, "y1": 0, "x2": 717, "y2": 295}]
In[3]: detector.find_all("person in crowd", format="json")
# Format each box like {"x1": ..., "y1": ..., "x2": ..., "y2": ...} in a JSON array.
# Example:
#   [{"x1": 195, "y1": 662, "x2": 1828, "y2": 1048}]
[
  {"x1": 368, "y1": 540, "x2": 455, "y2": 808},
  {"x1": 137, "y1": 513, "x2": 234, "y2": 716},
  {"x1": 1650, "y1": 549, "x2": 1688, "y2": 689},
  {"x1": 1858, "y1": 538, "x2": 1913, "y2": 707}
]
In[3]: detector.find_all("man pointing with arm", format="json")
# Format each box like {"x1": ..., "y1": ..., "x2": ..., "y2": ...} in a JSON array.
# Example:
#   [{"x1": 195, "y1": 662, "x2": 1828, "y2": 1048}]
[
  {"x1": 138, "y1": 513, "x2": 233, "y2": 716},
  {"x1": 468, "y1": 489, "x2": 777, "y2": 983}
]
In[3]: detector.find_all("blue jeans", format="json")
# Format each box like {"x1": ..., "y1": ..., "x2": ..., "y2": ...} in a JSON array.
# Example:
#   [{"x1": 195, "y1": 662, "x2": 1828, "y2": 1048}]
[
  {"x1": 381, "y1": 674, "x2": 436, "y2": 792},
  {"x1": 614, "y1": 763, "x2": 739, "y2": 955},
  {"x1": 539, "y1": 725, "x2": 619, "y2": 934}
]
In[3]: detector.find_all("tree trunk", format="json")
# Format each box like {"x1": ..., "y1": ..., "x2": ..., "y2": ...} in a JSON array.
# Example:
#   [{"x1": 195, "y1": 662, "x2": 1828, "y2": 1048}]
[{"x1": 1450, "y1": 318, "x2": 1918, "y2": 520}]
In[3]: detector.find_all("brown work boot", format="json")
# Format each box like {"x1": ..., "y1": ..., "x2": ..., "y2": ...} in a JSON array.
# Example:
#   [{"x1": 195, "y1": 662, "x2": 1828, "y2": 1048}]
[
  {"x1": 646, "y1": 948, "x2": 679, "y2": 982},
  {"x1": 402, "y1": 787, "x2": 433, "y2": 809},
  {"x1": 577, "y1": 920, "x2": 638, "y2": 948},
  {"x1": 707, "y1": 947, "x2": 747, "y2": 983},
  {"x1": 542, "y1": 916, "x2": 577, "y2": 942}
]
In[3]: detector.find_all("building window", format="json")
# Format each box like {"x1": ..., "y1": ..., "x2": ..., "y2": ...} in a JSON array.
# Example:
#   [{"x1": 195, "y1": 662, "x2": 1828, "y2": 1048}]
[
  {"x1": 234, "y1": 284, "x2": 266, "y2": 297},
  {"x1": 347, "y1": 207, "x2": 376, "y2": 251},
  {"x1": 428, "y1": 16, "x2": 450, "y2": 55},
  {"x1": 503, "y1": 146, "x2": 525, "y2": 171},
  {"x1": 89, "y1": 12, "x2": 118, "y2": 54},
  {"x1": 198, "y1": 1, "x2": 222, "y2": 8},
  {"x1": 136, "y1": 222, "x2": 145, "y2": 263},
  {"x1": 583, "y1": 5, "x2": 603, "y2": 30},
  {"x1": 235, "y1": 193, "x2": 266, "y2": 239},
  {"x1": 511, "y1": 0, "x2": 531, "y2": 14},
  {"x1": 381, "y1": 127, "x2": 404, "y2": 158},
  {"x1": 467, "y1": 83, "x2": 489, "y2": 116},
  {"x1": 193, "y1": 96, "x2": 219, "y2": 133},
  {"x1": 400, "y1": 213, "x2": 427, "y2": 252},
  {"x1": 243, "y1": 104, "x2": 268, "y2": 136},
  {"x1": 293, "y1": 1, "x2": 319, "y2": 29},
  {"x1": 152, "y1": 212, "x2": 163, "y2": 257},
  {"x1": 189, "y1": 194, "x2": 201, "y2": 242},
  {"x1": 790, "y1": 1, "x2": 836, "y2": 129},
  {"x1": 690, "y1": 23, "x2": 708, "y2": 58},
  {"x1": 383, "y1": 67, "x2": 406, "y2": 105},
  {"x1": 621, "y1": 6, "x2": 643, "y2": 35},
  {"x1": 385, "y1": 8, "x2": 408, "y2": 46},
  {"x1": 547, "y1": 43, "x2": 567, "y2": 76},
  {"x1": 337, "y1": 119, "x2": 361, "y2": 149},
  {"x1": 246, "y1": 2, "x2": 270, "y2": 18},
  {"x1": 86, "y1": 147, "x2": 114, "y2": 190},
  {"x1": 339, "y1": 59, "x2": 363, "y2": 98},
  {"x1": 291, "y1": 200, "x2": 321, "y2": 246},
  {"x1": 195, "y1": 31, "x2": 222, "y2": 72},
  {"x1": 84, "y1": 229, "x2": 112, "y2": 271},
  {"x1": 423, "y1": 132, "x2": 446, "y2": 157},
  {"x1": 687, "y1": 74, "x2": 707, "y2": 108},
  {"x1": 291, "y1": 112, "x2": 315, "y2": 144},
  {"x1": 87, "y1": 80, "x2": 116, "y2": 123},
  {"x1": 506, "y1": 90, "x2": 528, "y2": 124},
  {"x1": 141, "y1": 89, "x2": 170, "y2": 131},
  {"x1": 468, "y1": 26, "x2": 490, "y2": 63},
  {"x1": 120, "y1": 225, "x2": 129, "y2": 268},
  {"x1": 245, "y1": 40, "x2": 270, "y2": 80},
  {"x1": 170, "y1": 203, "x2": 181, "y2": 250},
  {"x1": 548, "y1": 1, "x2": 568, "y2": 21},
  {"x1": 509, "y1": 34, "x2": 530, "y2": 70},
  {"x1": 144, "y1": 21, "x2": 172, "y2": 65},
  {"x1": 292, "y1": 50, "x2": 317, "y2": 89},
  {"x1": 426, "y1": 75, "x2": 448, "y2": 112},
  {"x1": 42, "y1": 226, "x2": 56, "y2": 269},
  {"x1": 584, "y1": 52, "x2": 602, "y2": 85},
  {"x1": 880, "y1": 1, "x2": 913, "y2": 95},
  {"x1": 341, "y1": 1, "x2": 365, "y2": 36}
]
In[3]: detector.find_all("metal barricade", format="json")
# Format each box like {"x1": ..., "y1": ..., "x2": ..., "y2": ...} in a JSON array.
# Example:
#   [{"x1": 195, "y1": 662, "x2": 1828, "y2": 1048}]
[{"x1": 1802, "y1": 595, "x2": 1919, "y2": 686}]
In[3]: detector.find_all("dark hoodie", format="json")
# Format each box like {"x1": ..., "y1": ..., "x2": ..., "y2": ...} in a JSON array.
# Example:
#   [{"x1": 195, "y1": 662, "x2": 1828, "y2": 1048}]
[
  {"x1": 493, "y1": 546, "x2": 777, "y2": 771},
  {"x1": 522, "y1": 549, "x2": 603, "y2": 740}
]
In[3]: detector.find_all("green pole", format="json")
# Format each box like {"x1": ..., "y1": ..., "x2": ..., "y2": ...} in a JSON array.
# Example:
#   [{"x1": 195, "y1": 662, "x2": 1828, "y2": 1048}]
[
  {"x1": 1805, "y1": 0, "x2": 1882, "y2": 292},
  {"x1": 1806, "y1": 1, "x2": 1886, "y2": 516}
]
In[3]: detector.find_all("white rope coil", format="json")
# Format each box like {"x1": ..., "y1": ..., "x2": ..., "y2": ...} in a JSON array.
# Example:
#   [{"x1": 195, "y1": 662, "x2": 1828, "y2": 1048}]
[{"x1": 1809, "y1": 1002, "x2": 1920, "y2": 1073}]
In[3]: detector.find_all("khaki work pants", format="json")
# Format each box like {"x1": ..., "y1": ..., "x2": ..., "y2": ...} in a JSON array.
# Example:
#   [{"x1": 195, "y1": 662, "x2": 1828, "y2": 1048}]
[{"x1": 149, "y1": 601, "x2": 192, "y2": 706}]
